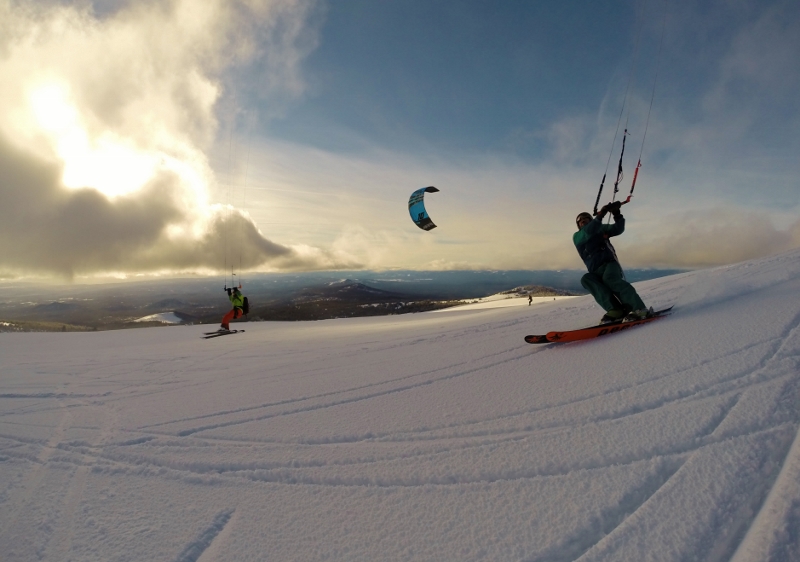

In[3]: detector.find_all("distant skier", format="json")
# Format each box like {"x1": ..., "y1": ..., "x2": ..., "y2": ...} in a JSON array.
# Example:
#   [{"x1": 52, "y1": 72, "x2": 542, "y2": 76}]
[
  {"x1": 220, "y1": 286, "x2": 245, "y2": 331},
  {"x1": 574, "y1": 201, "x2": 651, "y2": 323},
  {"x1": 528, "y1": 295, "x2": 533, "y2": 306}
]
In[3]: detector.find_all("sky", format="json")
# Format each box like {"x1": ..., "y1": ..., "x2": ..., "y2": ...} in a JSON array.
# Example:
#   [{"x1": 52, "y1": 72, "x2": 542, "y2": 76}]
[{"x1": 1, "y1": 0, "x2": 799, "y2": 280}]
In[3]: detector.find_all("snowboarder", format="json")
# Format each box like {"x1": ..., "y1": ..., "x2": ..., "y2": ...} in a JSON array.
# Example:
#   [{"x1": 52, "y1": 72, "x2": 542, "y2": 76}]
[
  {"x1": 574, "y1": 201, "x2": 651, "y2": 323},
  {"x1": 220, "y1": 286, "x2": 245, "y2": 331}
]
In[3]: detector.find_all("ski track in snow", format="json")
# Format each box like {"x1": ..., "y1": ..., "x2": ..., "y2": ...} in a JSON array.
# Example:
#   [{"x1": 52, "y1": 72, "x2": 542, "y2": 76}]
[
  {"x1": 173, "y1": 508, "x2": 235, "y2": 562},
  {"x1": 1, "y1": 250, "x2": 800, "y2": 561}
]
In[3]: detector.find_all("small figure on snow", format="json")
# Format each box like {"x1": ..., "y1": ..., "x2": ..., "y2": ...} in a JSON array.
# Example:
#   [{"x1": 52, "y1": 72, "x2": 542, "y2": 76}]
[
  {"x1": 528, "y1": 295, "x2": 533, "y2": 306},
  {"x1": 574, "y1": 201, "x2": 651, "y2": 323},
  {"x1": 221, "y1": 286, "x2": 245, "y2": 331}
]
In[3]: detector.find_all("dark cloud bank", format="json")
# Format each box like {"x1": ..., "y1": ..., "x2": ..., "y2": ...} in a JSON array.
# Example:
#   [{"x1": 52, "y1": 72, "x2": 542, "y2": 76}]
[{"x1": 0, "y1": 133, "x2": 357, "y2": 279}]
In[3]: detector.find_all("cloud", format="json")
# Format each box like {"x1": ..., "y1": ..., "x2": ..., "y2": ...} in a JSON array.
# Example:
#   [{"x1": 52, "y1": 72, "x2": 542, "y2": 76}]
[
  {"x1": 233, "y1": 132, "x2": 800, "y2": 273},
  {"x1": 0, "y1": 0, "x2": 347, "y2": 279},
  {"x1": 0, "y1": 131, "x2": 359, "y2": 279},
  {"x1": 617, "y1": 209, "x2": 800, "y2": 269},
  {"x1": 8, "y1": 1, "x2": 792, "y2": 278},
  {"x1": 703, "y1": 2, "x2": 800, "y2": 120},
  {"x1": 636, "y1": 1, "x2": 800, "y2": 201}
]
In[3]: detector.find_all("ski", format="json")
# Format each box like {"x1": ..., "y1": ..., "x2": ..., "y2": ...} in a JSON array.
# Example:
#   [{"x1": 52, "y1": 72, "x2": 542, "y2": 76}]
[
  {"x1": 525, "y1": 306, "x2": 673, "y2": 344},
  {"x1": 202, "y1": 329, "x2": 244, "y2": 339}
]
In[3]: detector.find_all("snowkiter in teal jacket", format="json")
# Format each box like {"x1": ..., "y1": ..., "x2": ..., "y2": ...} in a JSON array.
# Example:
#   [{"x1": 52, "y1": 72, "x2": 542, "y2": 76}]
[{"x1": 574, "y1": 201, "x2": 650, "y2": 323}]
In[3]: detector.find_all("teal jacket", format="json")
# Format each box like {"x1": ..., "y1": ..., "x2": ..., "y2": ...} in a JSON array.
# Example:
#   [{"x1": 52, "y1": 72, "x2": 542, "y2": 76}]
[{"x1": 573, "y1": 214, "x2": 624, "y2": 273}]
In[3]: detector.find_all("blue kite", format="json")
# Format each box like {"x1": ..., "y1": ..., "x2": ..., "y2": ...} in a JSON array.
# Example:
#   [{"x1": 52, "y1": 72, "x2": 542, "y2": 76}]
[{"x1": 408, "y1": 186, "x2": 439, "y2": 231}]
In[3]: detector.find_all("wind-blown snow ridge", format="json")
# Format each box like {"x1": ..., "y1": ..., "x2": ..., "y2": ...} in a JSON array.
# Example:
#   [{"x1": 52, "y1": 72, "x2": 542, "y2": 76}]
[
  {"x1": 1, "y1": 249, "x2": 799, "y2": 561},
  {"x1": 173, "y1": 508, "x2": 234, "y2": 562}
]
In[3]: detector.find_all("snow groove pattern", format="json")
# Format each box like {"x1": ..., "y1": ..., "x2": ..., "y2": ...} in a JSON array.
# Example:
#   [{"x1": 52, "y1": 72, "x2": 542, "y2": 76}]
[
  {"x1": 528, "y1": 460, "x2": 685, "y2": 562},
  {"x1": 173, "y1": 509, "x2": 234, "y2": 562},
  {"x1": 2, "y1": 250, "x2": 800, "y2": 560}
]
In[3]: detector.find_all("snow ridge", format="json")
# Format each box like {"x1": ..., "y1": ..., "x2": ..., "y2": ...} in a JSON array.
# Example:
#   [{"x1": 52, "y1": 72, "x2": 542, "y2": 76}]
[{"x1": 173, "y1": 509, "x2": 234, "y2": 562}]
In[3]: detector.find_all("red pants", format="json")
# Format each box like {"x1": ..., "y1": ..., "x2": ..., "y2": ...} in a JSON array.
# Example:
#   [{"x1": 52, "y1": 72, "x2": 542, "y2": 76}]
[{"x1": 221, "y1": 308, "x2": 242, "y2": 329}]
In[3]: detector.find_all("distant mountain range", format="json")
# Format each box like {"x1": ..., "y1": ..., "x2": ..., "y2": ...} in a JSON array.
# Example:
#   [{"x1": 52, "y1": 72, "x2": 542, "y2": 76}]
[
  {"x1": 248, "y1": 279, "x2": 466, "y2": 322},
  {"x1": 0, "y1": 268, "x2": 684, "y2": 331}
]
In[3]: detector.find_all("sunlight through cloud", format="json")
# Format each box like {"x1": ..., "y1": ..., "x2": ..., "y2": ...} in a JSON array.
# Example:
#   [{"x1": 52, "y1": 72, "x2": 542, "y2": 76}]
[{"x1": 0, "y1": 0, "x2": 347, "y2": 279}]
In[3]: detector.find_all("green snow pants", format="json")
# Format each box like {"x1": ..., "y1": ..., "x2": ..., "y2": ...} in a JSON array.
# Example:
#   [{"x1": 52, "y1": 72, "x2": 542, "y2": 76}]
[{"x1": 581, "y1": 261, "x2": 646, "y2": 312}]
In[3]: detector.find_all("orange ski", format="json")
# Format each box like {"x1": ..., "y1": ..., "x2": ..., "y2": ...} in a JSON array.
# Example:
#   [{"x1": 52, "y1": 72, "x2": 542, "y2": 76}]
[{"x1": 525, "y1": 307, "x2": 672, "y2": 344}]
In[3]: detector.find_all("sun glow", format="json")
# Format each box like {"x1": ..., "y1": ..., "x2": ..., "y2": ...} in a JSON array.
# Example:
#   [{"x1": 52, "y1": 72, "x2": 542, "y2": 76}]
[{"x1": 27, "y1": 82, "x2": 163, "y2": 198}]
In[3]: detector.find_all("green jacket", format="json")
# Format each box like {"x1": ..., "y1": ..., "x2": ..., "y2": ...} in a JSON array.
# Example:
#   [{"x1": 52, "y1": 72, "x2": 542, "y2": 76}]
[{"x1": 228, "y1": 290, "x2": 244, "y2": 309}]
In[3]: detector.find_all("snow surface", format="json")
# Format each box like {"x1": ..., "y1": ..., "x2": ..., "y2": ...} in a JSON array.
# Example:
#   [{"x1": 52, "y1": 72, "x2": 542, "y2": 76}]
[
  {"x1": 435, "y1": 295, "x2": 578, "y2": 312},
  {"x1": 1, "y1": 249, "x2": 800, "y2": 562},
  {"x1": 133, "y1": 312, "x2": 185, "y2": 324}
]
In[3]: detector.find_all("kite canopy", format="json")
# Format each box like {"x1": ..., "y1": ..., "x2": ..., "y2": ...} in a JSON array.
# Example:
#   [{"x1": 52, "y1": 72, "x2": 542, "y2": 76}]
[{"x1": 408, "y1": 186, "x2": 439, "y2": 231}]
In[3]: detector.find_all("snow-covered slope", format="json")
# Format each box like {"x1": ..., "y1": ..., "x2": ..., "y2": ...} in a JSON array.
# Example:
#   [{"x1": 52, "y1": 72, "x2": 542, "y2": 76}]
[
  {"x1": 1, "y1": 250, "x2": 799, "y2": 562},
  {"x1": 133, "y1": 311, "x2": 185, "y2": 324},
  {"x1": 435, "y1": 294, "x2": 578, "y2": 312}
]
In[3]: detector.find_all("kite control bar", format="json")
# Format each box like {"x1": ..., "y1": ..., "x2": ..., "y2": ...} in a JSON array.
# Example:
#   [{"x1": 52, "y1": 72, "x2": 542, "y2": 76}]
[{"x1": 594, "y1": 195, "x2": 633, "y2": 217}]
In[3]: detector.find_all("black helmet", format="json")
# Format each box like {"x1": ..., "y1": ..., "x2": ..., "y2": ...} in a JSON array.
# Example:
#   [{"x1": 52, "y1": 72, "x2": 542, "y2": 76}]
[{"x1": 576, "y1": 212, "x2": 592, "y2": 230}]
